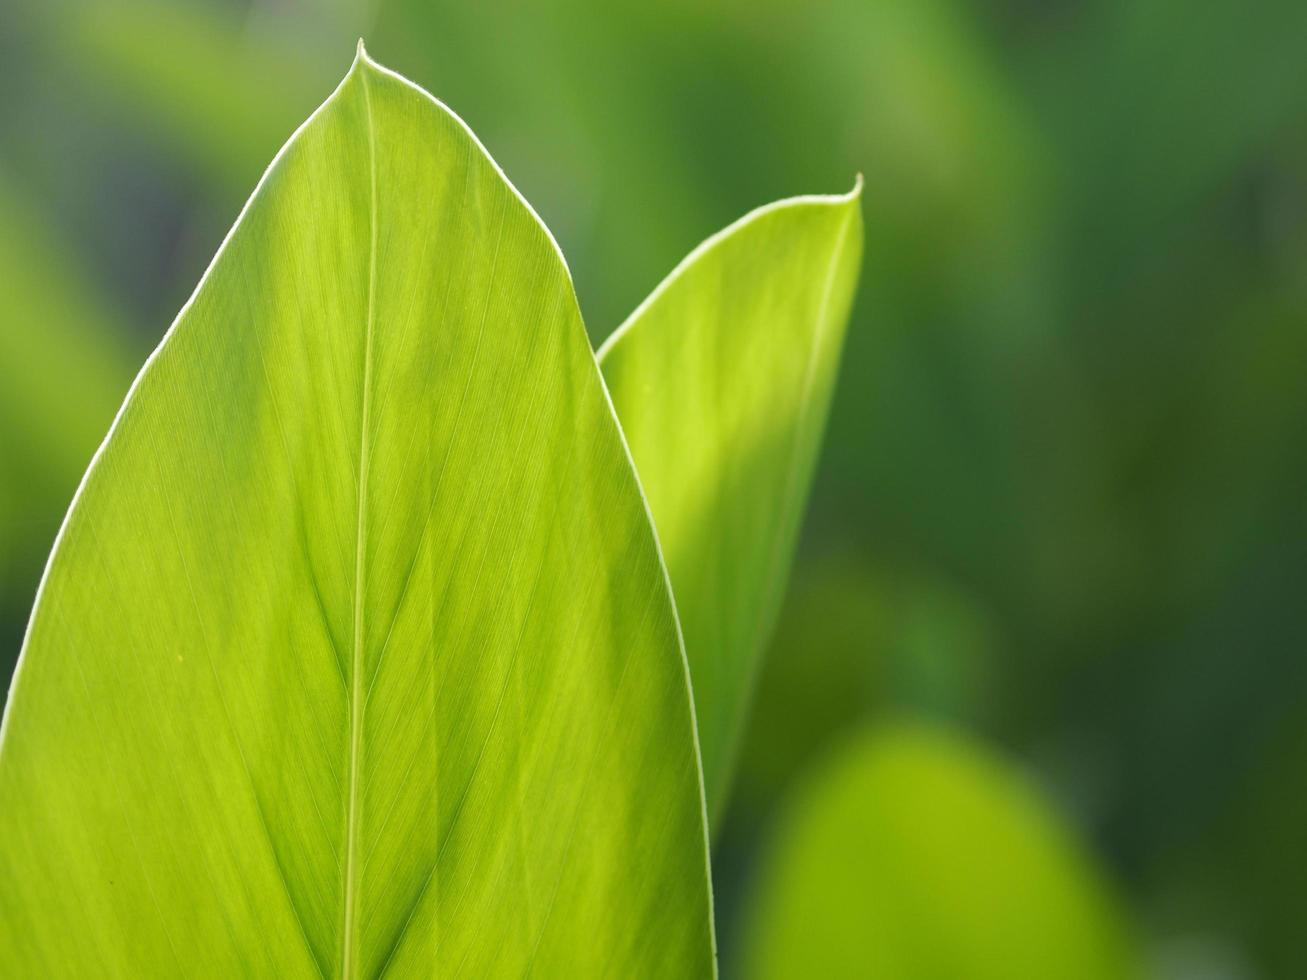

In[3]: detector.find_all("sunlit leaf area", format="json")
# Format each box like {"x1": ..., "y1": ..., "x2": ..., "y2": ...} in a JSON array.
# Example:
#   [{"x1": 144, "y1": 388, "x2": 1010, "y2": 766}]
[{"x1": 2, "y1": 1, "x2": 1306, "y2": 976}]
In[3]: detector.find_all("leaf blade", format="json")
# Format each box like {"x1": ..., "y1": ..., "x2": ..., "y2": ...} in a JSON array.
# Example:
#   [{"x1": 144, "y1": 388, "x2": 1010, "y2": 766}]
[
  {"x1": 599, "y1": 184, "x2": 863, "y2": 825},
  {"x1": 0, "y1": 50, "x2": 714, "y2": 978}
]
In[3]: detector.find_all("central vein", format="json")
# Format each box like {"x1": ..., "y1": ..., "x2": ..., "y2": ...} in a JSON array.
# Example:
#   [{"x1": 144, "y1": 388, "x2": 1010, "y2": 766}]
[{"x1": 343, "y1": 59, "x2": 378, "y2": 980}]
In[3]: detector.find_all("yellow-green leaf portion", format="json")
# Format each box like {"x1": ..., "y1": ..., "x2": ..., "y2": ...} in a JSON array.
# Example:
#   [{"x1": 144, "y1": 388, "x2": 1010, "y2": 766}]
[
  {"x1": 598, "y1": 186, "x2": 863, "y2": 824},
  {"x1": 0, "y1": 48, "x2": 714, "y2": 978},
  {"x1": 741, "y1": 723, "x2": 1141, "y2": 980}
]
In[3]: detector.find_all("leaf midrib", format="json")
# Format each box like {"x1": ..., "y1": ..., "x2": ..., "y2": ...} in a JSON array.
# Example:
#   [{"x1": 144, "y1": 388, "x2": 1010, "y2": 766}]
[{"x1": 342, "y1": 61, "x2": 378, "y2": 980}]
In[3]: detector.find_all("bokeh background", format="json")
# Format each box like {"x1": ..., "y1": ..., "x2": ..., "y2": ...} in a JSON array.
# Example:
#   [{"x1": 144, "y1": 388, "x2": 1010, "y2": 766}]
[{"x1": 2, "y1": 1, "x2": 1306, "y2": 976}]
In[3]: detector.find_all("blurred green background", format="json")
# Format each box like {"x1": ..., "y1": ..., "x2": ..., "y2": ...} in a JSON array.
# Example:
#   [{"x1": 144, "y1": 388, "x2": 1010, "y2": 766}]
[{"x1": 2, "y1": 0, "x2": 1305, "y2": 976}]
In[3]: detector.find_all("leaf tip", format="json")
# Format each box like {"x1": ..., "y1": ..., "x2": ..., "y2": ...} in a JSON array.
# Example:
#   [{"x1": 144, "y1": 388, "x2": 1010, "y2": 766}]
[{"x1": 355, "y1": 37, "x2": 370, "y2": 63}]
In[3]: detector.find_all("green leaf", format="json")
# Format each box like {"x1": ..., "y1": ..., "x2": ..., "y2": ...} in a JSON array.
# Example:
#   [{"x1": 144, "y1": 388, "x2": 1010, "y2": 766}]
[
  {"x1": 598, "y1": 185, "x2": 862, "y2": 824},
  {"x1": 0, "y1": 47, "x2": 714, "y2": 977},
  {"x1": 740, "y1": 722, "x2": 1141, "y2": 980}
]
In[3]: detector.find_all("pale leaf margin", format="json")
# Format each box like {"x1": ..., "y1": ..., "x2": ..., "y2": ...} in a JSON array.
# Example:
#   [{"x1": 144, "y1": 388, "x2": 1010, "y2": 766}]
[{"x1": 596, "y1": 178, "x2": 864, "y2": 361}]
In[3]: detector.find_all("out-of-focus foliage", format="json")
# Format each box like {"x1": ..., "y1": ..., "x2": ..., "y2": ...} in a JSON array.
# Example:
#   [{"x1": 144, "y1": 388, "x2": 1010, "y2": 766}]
[
  {"x1": 3, "y1": 0, "x2": 1306, "y2": 974},
  {"x1": 732, "y1": 555, "x2": 1000, "y2": 820},
  {"x1": 740, "y1": 722, "x2": 1141, "y2": 980},
  {"x1": 0, "y1": 174, "x2": 131, "y2": 644}
]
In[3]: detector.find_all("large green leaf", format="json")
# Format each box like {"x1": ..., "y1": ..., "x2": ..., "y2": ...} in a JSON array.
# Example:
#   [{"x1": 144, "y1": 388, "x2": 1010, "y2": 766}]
[
  {"x1": 740, "y1": 722, "x2": 1140, "y2": 980},
  {"x1": 598, "y1": 185, "x2": 862, "y2": 823},
  {"x1": 0, "y1": 47, "x2": 714, "y2": 977}
]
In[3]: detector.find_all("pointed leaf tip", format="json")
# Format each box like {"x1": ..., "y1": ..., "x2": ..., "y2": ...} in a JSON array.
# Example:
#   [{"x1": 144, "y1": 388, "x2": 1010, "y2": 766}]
[{"x1": 353, "y1": 38, "x2": 373, "y2": 71}]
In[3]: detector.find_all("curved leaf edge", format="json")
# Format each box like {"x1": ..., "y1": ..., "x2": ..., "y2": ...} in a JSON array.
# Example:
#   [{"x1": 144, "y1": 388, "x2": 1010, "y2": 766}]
[{"x1": 595, "y1": 175, "x2": 864, "y2": 363}]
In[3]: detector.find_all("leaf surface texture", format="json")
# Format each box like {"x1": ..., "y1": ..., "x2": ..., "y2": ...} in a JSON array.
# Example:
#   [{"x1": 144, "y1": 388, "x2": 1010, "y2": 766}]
[
  {"x1": 599, "y1": 187, "x2": 862, "y2": 823},
  {"x1": 0, "y1": 50, "x2": 714, "y2": 978}
]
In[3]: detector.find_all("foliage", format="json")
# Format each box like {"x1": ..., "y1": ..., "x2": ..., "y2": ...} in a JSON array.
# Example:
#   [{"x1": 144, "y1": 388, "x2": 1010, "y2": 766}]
[
  {"x1": 600, "y1": 186, "x2": 862, "y2": 826},
  {"x1": 3, "y1": 0, "x2": 1307, "y2": 973},
  {"x1": 0, "y1": 50, "x2": 722, "y2": 976},
  {"x1": 741, "y1": 722, "x2": 1141, "y2": 980}
]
